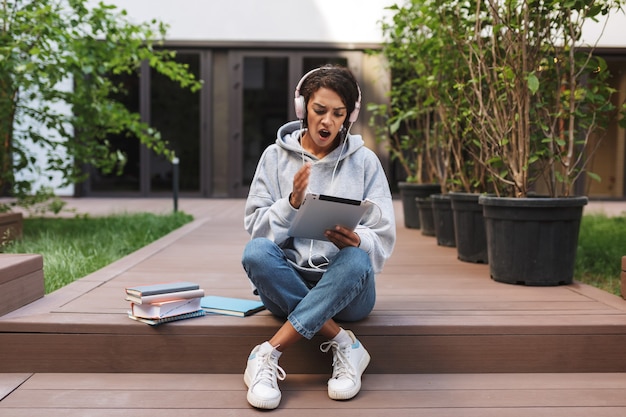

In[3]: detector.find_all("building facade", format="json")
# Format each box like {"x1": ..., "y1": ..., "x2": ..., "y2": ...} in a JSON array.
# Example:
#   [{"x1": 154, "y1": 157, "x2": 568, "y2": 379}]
[
  {"x1": 73, "y1": 0, "x2": 391, "y2": 198},
  {"x1": 74, "y1": 1, "x2": 626, "y2": 199}
]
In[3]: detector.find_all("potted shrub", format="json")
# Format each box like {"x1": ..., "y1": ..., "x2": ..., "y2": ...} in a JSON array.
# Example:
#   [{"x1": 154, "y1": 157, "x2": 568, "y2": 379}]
[
  {"x1": 368, "y1": 3, "x2": 442, "y2": 229},
  {"x1": 368, "y1": 104, "x2": 441, "y2": 229},
  {"x1": 449, "y1": 0, "x2": 626, "y2": 285},
  {"x1": 407, "y1": 4, "x2": 488, "y2": 246},
  {"x1": 374, "y1": 1, "x2": 497, "y2": 250}
]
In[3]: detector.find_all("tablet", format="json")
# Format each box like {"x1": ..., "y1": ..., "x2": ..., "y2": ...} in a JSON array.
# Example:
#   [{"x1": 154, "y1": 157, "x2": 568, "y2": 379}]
[{"x1": 288, "y1": 193, "x2": 371, "y2": 241}]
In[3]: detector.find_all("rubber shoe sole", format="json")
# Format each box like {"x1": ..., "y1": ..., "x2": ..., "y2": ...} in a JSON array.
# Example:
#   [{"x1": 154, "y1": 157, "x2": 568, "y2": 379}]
[
  {"x1": 328, "y1": 349, "x2": 371, "y2": 400},
  {"x1": 244, "y1": 372, "x2": 281, "y2": 409}
]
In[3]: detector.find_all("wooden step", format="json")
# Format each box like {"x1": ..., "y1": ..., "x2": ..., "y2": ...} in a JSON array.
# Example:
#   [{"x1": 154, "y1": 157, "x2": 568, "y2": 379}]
[
  {"x1": 2, "y1": 199, "x2": 626, "y2": 374},
  {"x1": 2, "y1": 302, "x2": 626, "y2": 374},
  {"x1": 3, "y1": 372, "x2": 626, "y2": 416},
  {"x1": 0, "y1": 254, "x2": 44, "y2": 316}
]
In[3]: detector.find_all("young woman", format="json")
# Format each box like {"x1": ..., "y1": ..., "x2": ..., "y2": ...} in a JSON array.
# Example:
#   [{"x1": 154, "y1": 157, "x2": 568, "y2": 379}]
[{"x1": 241, "y1": 64, "x2": 396, "y2": 409}]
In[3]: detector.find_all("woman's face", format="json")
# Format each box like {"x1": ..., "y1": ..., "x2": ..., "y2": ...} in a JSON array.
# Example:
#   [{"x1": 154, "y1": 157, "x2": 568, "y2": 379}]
[{"x1": 303, "y1": 87, "x2": 348, "y2": 157}]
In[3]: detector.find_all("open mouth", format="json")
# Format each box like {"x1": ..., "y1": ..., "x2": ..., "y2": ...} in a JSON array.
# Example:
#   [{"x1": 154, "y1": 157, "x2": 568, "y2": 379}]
[{"x1": 319, "y1": 129, "x2": 331, "y2": 139}]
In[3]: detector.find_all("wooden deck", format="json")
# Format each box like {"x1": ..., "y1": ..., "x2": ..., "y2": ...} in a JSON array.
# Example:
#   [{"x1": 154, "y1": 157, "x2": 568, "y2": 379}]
[{"x1": 2, "y1": 197, "x2": 626, "y2": 415}]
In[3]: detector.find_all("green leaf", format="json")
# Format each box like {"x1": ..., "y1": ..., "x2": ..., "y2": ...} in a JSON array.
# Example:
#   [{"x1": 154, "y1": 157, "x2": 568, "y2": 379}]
[
  {"x1": 587, "y1": 171, "x2": 602, "y2": 182},
  {"x1": 527, "y1": 73, "x2": 539, "y2": 94}
]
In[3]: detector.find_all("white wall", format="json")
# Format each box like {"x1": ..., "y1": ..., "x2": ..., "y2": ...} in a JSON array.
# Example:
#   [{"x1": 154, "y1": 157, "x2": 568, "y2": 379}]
[
  {"x1": 582, "y1": 9, "x2": 626, "y2": 47},
  {"x1": 95, "y1": 0, "x2": 395, "y2": 43},
  {"x1": 38, "y1": 1, "x2": 623, "y2": 197},
  {"x1": 102, "y1": 1, "x2": 626, "y2": 47},
  {"x1": 15, "y1": 80, "x2": 75, "y2": 197}
]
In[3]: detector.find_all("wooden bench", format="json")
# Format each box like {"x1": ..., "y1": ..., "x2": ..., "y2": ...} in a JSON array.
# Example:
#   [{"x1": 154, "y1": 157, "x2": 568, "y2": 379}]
[
  {"x1": 0, "y1": 254, "x2": 44, "y2": 316},
  {"x1": 0, "y1": 212, "x2": 23, "y2": 246}
]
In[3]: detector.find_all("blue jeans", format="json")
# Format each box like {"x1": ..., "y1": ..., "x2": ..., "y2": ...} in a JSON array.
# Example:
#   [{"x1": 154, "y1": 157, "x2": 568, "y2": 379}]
[{"x1": 241, "y1": 238, "x2": 376, "y2": 339}]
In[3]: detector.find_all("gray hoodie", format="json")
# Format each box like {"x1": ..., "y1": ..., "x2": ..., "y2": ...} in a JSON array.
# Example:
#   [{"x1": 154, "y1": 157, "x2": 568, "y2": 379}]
[{"x1": 244, "y1": 120, "x2": 396, "y2": 282}]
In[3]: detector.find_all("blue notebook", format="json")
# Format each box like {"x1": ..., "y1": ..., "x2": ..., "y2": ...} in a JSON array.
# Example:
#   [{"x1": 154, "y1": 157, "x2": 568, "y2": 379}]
[{"x1": 200, "y1": 295, "x2": 266, "y2": 317}]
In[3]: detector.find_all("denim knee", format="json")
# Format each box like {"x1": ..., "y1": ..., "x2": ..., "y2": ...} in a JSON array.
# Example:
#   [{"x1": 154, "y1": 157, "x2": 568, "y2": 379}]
[
  {"x1": 242, "y1": 238, "x2": 274, "y2": 269},
  {"x1": 334, "y1": 246, "x2": 371, "y2": 275}
]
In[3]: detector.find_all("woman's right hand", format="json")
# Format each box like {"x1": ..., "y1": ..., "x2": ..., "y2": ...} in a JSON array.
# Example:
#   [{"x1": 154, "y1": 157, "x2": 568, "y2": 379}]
[{"x1": 289, "y1": 162, "x2": 311, "y2": 208}]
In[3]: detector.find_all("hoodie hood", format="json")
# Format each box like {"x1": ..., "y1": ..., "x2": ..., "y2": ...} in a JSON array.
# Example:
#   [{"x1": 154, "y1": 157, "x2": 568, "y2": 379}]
[{"x1": 276, "y1": 120, "x2": 364, "y2": 163}]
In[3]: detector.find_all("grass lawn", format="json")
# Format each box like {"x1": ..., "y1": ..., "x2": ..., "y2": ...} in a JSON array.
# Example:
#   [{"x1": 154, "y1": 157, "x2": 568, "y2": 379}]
[
  {"x1": 1, "y1": 211, "x2": 193, "y2": 293},
  {"x1": 575, "y1": 213, "x2": 626, "y2": 296}
]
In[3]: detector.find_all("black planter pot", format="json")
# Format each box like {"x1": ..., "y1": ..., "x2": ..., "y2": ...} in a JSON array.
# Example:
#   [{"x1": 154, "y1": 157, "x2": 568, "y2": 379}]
[
  {"x1": 431, "y1": 194, "x2": 456, "y2": 247},
  {"x1": 479, "y1": 195, "x2": 588, "y2": 286},
  {"x1": 416, "y1": 197, "x2": 436, "y2": 236},
  {"x1": 449, "y1": 192, "x2": 488, "y2": 264},
  {"x1": 398, "y1": 182, "x2": 441, "y2": 229}
]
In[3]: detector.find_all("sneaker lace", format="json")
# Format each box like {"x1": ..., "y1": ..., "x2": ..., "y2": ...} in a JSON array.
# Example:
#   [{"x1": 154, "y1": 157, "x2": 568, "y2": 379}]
[
  {"x1": 320, "y1": 341, "x2": 355, "y2": 381},
  {"x1": 252, "y1": 351, "x2": 286, "y2": 390}
]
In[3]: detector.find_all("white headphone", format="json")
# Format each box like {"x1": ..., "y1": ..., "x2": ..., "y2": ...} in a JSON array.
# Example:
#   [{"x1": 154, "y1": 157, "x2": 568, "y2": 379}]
[{"x1": 294, "y1": 67, "x2": 362, "y2": 124}]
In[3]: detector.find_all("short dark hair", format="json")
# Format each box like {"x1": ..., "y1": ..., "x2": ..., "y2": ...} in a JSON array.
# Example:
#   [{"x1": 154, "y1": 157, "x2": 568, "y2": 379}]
[{"x1": 299, "y1": 64, "x2": 360, "y2": 127}]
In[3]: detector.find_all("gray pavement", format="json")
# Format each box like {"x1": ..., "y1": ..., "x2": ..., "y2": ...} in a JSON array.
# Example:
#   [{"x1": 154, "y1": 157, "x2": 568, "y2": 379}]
[{"x1": 5, "y1": 196, "x2": 626, "y2": 218}]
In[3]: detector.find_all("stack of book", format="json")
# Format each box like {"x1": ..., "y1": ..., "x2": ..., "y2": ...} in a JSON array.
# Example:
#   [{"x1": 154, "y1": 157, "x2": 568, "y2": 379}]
[{"x1": 125, "y1": 281, "x2": 206, "y2": 325}]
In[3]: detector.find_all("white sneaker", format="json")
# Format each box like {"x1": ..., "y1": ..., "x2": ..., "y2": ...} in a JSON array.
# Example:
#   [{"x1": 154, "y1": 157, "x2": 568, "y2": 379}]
[
  {"x1": 243, "y1": 342, "x2": 286, "y2": 409},
  {"x1": 320, "y1": 330, "x2": 371, "y2": 400}
]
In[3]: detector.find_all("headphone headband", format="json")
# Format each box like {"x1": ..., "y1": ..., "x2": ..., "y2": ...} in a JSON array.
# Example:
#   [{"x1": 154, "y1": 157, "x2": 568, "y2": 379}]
[{"x1": 294, "y1": 67, "x2": 361, "y2": 124}]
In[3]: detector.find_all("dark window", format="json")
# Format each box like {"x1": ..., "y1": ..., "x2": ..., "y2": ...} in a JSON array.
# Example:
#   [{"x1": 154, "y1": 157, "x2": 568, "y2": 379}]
[
  {"x1": 242, "y1": 57, "x2": 289, "y2": 187},
  {"x1": 150, "y1": 53, "x2": 201, "y2": 192},
  {"x1": 89, "y1": 71, "x2": 141, "y2": 192}
]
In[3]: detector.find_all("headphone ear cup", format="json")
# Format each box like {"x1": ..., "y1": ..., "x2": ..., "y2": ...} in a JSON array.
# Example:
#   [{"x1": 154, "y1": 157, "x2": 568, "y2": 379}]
[
  {"x1": 348, "y1": 84, "x2": 362, "y2": 123},
  {"x1": 294, "y1": 95, "x2": 305, "y2": 120},
  {"x1": 348, "y1": 102, "x2": 360, "y2": 123}
]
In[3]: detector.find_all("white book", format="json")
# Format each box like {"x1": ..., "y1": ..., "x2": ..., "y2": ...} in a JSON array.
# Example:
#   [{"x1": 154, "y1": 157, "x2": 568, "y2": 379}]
[{"x1": 130, "y1": 297, "x2": 202, "y2": 319}]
